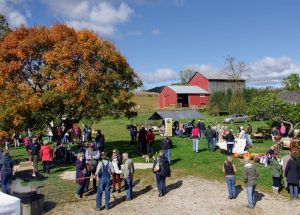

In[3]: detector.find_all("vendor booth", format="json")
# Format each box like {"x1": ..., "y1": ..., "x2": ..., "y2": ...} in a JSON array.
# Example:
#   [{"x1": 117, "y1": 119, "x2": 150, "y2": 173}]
[{"x1": 217, "y1": 139, "x2": 247, "y2": 154}]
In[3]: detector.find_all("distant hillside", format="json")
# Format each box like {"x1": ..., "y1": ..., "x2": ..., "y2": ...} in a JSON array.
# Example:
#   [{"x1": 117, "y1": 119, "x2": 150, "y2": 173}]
[
  {"x1": 147, "y1": 86, "x2": 165, "y2": 93},
  {"x1": 133, "y1": 92, "x2": 159, "y2": 113}
]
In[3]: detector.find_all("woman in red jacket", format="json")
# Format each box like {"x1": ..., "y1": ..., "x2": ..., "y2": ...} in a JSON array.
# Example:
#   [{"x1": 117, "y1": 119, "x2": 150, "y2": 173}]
[
  {"x1": 40, "y1": 141, "x2": 52, "y2": 174},
  {"x1": 146, "y1": 129, "x2": 155, "y2": 155}
]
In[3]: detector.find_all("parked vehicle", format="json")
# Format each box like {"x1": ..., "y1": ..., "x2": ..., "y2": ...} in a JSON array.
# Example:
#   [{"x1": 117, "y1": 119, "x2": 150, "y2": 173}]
[{"x1": 223, "y1": 114, "x2": 249, "y2": 124}]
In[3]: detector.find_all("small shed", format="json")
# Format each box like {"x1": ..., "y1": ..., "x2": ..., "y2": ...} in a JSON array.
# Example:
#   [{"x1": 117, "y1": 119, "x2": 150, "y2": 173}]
[
  {"x1": 159, "y1": 85, "x2": 209, "y2": 108},
  {"x1": 278, "y1": 91, "x2": 300, "y2": 105},
  {"x1": 148, "y1": 110, "x2": 203, "y2": 121}
]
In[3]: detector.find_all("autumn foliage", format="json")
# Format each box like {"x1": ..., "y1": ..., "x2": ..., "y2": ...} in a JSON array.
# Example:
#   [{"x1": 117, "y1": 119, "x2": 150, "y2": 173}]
[{"x1": 0, "y1": 24, "x2": 142, "y2": 139}]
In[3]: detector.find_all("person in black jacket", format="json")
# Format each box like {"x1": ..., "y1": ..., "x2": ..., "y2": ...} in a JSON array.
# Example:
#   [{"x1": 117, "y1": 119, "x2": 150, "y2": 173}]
[
  {"x1": 0, "y1": 150, "x2": 14, "y2": 194},
  {"x1": 285, "y1": 152, "x2": 300, "y2": 199},
  {"x1": 224, "y1": 129, "x2": 235, "y2": 156},
  {"x1": 26, "y1": 138, "x2": 41, "y2": 177},
  {"x1": 161, "y1": 136, "x2": 173, "y2": 164},
  {"x1": 153, "y1": 150, "x2": 171, "y2": 197}
]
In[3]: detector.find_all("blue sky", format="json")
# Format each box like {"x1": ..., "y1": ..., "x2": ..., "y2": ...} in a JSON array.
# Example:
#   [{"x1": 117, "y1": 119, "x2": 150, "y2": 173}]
[{"x1": 1, "y1": 0, "x2": 300, "y2": 89}]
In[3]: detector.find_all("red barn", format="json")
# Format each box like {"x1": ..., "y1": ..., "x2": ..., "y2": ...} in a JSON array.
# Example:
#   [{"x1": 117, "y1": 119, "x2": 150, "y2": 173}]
[
  {"x1": 159, "y1": 71, "x2": 245, "y2": 109},
  {"x1": 159, "y1": 85, "x2": 209, "y2": 108}
]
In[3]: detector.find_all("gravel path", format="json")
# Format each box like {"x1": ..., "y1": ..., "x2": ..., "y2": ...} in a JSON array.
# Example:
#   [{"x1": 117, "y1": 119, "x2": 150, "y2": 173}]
[{"x1": 46, "y1": 176, "x2": 300, "y2": 215}]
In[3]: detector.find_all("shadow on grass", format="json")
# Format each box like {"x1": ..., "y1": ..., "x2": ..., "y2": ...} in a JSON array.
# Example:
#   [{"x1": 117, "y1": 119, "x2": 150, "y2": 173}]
[
  {"x1": 51, "y1": 166, "x2": 73, "y2": 174},
  {"x1": 44, "y1": 201, "x2": 57, "y2": 213},
  {"x1": 109, "y1": 185, "x2": 152, "y2": 209},
  {"x1": 166, "y1": 180, "x2": 183, "y2": 194},
  {"x1": 171, "y1": 158, "x2": 181, "y2": 165},
  {"x1": 14, "y1": 171, "x2": 48, "y2": 183}
]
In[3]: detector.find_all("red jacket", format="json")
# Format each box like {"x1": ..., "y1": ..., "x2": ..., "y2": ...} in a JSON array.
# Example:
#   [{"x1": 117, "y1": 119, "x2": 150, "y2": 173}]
[
  {"x1": 146, "y1": 132, "x2": 155, "y2": 144},
  {"x1": 40, "y1": 145, "x2": 52, "y2": 161}
]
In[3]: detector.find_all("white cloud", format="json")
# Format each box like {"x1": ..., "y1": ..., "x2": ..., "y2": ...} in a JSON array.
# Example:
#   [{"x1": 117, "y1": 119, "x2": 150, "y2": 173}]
[
  {"x1": 248, "y1": 57, "x2": 300, "y2": 87},
  {"x1": 174, "y1": 0, "x2": 185, "y2": 7},
  {"x1": 42, "y1": 0, "x2": 134, "y2": 37},
  {"x1": 0, "y1": 0, "x2": 29, "y2": 27},
  {"x1": 142, "y1": 68, "x2": 179, "y2": 83},
  {"x1": 184, "y1": 64, "x2": 218, "y2": 73},
  {"x1": 151, "y1": 28, "x2": 160, "y2": 36}
]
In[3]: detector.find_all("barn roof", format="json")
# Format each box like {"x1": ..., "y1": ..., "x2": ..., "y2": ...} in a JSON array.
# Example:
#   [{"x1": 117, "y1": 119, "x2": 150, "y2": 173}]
[
  {"x1": 278, "y1": 91, "x2": 300, "y2": 104},
  {"x1": 189, "y1": 70, "x2": 246, "y2": 81},
  {"x1": 168, "y1": 85, "x2": 209, "y2": 94},
  {"x1": 148, "y1": 110, "x2": 203, "y2": 120}
]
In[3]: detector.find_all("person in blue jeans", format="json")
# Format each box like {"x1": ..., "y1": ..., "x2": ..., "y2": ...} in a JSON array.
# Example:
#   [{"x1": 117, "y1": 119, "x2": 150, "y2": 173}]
[
  {"x1": 191, "y1": 126, "x2": 200, "y2": 153},
  {"x1": 94, "y1": 153, "x2": 114, "y2": 211},
  {"x1": 243, "y1": 158, "x2": 259, "y2": 209},
  {"x1": 222, "y1": 156, "x2": 237, "y2": 199},
  {"x1": 153, "y1": 150, "x2": 171, "y2": 197},
  {"x1": 0, "y1": 150, "x2": 14, "y2": 194},
  {"x1": 161, "y1": 136, "x2": 173, "y2": 164},
  {"x1": 122, "y1": 153, "x2": 135, "y2": 200}
]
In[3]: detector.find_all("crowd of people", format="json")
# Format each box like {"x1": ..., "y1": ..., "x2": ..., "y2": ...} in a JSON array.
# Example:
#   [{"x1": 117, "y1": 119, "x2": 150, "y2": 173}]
[{"x1": 0, "y1": 120, "x2": 299, "y2": 212}]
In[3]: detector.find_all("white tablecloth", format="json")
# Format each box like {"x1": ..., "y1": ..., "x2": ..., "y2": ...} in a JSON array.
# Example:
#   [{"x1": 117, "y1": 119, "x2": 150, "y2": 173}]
[
  {"x1": 0, "y1": 192, "x2": 21, "y2": 215},
  {"x1": 217, "y1": 139, "x2": 247, "y2": 154}
]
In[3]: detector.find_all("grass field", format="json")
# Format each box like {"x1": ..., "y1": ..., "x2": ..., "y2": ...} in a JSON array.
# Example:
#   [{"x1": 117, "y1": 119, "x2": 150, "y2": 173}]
[{"x1": 7, "y1": 111, "x2": 295, "y2": 207}]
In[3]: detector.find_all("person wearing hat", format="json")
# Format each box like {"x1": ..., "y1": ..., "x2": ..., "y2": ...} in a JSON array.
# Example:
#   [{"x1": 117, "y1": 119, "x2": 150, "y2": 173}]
[
  {"x1": 238, "y1": 126, "x2": 246, "y2": 139},
  {"x1": 94, "y1": 152, "x2": 114, "y2": 211},
  {"x1": 26, "y1": 137, "x2": 41, "y2": 177},
  {"x1": 40, "y1": 141, "x2": 52, "y2": 174}
]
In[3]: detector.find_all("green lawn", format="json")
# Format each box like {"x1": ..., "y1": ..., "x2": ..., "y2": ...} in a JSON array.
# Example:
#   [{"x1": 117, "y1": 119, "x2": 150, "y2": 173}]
[{"x1": 5, "y1": 113, "x2": 298, "y2": 210}]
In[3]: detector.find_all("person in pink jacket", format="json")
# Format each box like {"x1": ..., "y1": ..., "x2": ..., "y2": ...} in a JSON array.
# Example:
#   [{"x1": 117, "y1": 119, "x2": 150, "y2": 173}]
[{"x1": 40, "y1": 141, "x2": 52, "y2": 174}]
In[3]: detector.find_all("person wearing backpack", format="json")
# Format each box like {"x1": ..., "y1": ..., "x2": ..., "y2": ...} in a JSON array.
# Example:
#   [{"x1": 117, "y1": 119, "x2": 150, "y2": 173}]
[
  {"x1": 153, "y1": 150, "x2": 171, "y2": 197},
  {"x1": 0, "y1": 150, "x2": 14, "y2": 194},
  {"x1": 95, "y1": 130, "x2": 105, "y2": 153},
  {"x1": 94, "y1": 152, "x2": 114, "y2": 211},
  {"x1": 191, "y1": 125, "x2": 200, "y2": 153}
]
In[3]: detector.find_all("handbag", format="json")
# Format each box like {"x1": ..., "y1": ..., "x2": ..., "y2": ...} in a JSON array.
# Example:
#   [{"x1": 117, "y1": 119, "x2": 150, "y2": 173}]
[{"x1": 154, "y1": 158, "x2": 160, "y2": 172}]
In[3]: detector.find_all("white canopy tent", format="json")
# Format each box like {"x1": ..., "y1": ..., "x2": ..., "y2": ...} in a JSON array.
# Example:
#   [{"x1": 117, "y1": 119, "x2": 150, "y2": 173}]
[{"x1": 0, "y1": 192, "x2": 21, "y2": 215}]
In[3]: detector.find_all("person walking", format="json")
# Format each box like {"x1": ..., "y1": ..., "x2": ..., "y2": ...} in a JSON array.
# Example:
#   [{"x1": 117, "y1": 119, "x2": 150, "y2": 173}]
[
  {"x1": 153, "y1": 150, "x2": 171, "y2": 197},
  {"x1": 191, "y1": 125, "x2": 200, "y2": 153},
  {"x1": 138, "y1": 126, "x2": 147, "y2": 155},
  {"x1": 75, "y1": 153, "x2": 87, "y2": 199},
  {"x1": 0, "y1": 150, "x2": 13, "y2": 194},
  {"x1": 270, "y1": 153, "x2": 281, "y2": 195},
  {"x1": 243, "y1": 158, "x2": 259, "y2": 209},
  {"x1": 40, "y1": 141, "x2": 52, "y2": 174},
  {"x1": 111, "y1": 149, "x2": 122, "y2": 193},
  {"x1": 26, "y1": 138, "x2": 41, "y2": 177},
  {"x1": 198, "y1": 120, "x2": 206, "y2": 139},
  {"x1": 224, "y1": 129, "x2": 235, "y2": 156},
  {"x1": 205, "y1": 125, "x2": 214, "y2": 151},
  {"x1": 222, "y1": 156, "x2": 237, "y2": 199},
  {"x1": 95, "y1": 152, "x2": 114, "y2": 211},
  {"x1": 161, "y1": 136, "x2": 173, "y2": 164},
  {"x1": 122, "y1": 152, "x2": 135, "y2": 201},
  {"x1": 285, "y1": 152, "x2": 300, "y2": 199}
]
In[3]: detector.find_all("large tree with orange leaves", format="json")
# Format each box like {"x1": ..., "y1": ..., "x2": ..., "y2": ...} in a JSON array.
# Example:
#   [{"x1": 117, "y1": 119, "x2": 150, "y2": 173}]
[{"x1": 0, "y1": 24, "x2": 142, "y2": 139}]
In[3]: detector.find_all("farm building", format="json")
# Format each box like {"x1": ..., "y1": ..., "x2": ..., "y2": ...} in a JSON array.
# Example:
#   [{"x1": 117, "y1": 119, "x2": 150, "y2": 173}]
[
  {"x1": 159, "y1": 85, "x2": 209, "y2": 108},
  {"x1": 188, "y1": 71, "x2": 246, "y2": 94},
  {"x1": 159, "y1": 71, "x2": 245, "y2": 108}
]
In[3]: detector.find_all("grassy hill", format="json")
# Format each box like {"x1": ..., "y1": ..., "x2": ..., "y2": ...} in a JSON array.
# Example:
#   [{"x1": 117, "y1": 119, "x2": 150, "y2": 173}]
[{"x1": 133, "y1": 92, "x2": 159, "y2": 113}]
